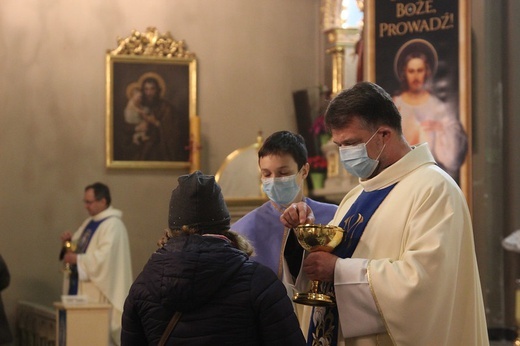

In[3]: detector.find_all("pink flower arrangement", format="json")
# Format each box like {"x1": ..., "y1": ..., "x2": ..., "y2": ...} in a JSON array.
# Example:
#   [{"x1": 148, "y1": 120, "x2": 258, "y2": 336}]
[
  {"x1": 310, "y1": 115, "x2": 327, "y2": 136},
  {"x1": 308, "y1": 155, "x2": 328, "y2": 173}
]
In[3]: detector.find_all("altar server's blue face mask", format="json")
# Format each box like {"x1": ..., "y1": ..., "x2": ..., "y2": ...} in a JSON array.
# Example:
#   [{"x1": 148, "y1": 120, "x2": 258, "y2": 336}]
[
  {"x1": 339, "y1": 129, "x2": 385, "y2": 179},
  {"x1": 261, "y1": 170, "x2": 302, "y2": 206}
]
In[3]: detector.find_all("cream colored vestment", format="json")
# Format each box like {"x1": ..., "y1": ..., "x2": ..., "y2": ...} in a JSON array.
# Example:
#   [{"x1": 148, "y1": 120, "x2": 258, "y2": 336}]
[
  {"x1": 71, "y1": 206, "x2": 133, "y2": 346},
  {"x1": 297, "y1": 144, "x2": 488, "y2": 346}
]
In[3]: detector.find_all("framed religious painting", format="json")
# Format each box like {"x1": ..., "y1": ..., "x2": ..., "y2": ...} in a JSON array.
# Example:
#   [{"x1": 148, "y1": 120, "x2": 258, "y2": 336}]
[
  {"x1": 364, "y1": 0, "x2": 472, "y2": 206},
  {"x1": 105, "y1": 27, "x2": 200, "y2": 170}
]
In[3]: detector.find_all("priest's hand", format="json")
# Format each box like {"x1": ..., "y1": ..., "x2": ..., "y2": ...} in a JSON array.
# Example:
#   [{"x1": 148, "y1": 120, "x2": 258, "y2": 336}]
[
  {"x1": 303, "y1": 251, "x2": 338, "y2": 282},
  {"x1": 280, "y1": 202, "x2": 315, "y2": 228},
  {"x1": 60, "y1": 231, "x2": 72, "y2": 244},
  {"x1": 63, "y1": 252, "x2": 77, "y2": 265}
]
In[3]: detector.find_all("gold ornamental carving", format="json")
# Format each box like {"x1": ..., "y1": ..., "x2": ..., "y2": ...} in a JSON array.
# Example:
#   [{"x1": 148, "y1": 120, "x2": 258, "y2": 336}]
[{"x1": 109, "y1": 27, "x2": 195, "y2": 58}]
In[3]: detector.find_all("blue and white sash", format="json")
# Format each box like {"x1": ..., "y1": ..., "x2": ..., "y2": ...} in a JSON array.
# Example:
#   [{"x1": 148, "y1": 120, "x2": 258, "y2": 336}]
[
  {"x1": 307, "y1": 183, "x2": 397, "y2": 346},
  {"x1": 68, "y1": 216, "x2": 112, "y2": 295}
]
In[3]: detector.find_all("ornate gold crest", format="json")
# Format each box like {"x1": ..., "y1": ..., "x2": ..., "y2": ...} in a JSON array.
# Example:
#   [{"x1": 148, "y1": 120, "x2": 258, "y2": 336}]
[{"x1": 109, "y1": 26, "x2": 195, "y2": 58}]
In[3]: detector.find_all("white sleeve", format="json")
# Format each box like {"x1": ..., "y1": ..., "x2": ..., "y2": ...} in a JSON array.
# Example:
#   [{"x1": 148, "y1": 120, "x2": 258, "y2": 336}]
[
  {"x1": 76, "y1": 255, "x2": 88, "y2": 281},
  {"x1": 334, "y1": 258, "x2": 386, "y2": 337}
]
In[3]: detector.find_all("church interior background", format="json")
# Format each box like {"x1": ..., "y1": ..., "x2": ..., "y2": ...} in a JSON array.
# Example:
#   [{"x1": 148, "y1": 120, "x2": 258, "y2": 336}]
[{"x1": 0, "y1": 0, "x2": 519, "y2": 343}]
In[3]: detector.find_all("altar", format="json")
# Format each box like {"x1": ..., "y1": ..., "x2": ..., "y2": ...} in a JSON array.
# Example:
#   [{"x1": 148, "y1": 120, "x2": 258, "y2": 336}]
[{"x1": 54, "y1": 302, "x2": 111, "y2": 346}]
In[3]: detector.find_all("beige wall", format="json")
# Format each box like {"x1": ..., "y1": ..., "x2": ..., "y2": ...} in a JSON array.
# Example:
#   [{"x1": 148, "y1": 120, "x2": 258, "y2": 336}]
[{"x1": 0, "y1": 0, "x2": 320, "y2": 334}]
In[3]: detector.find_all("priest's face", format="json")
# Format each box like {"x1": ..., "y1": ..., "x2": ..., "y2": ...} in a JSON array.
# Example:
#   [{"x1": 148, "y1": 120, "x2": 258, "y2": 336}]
[
  {"x1": 83, "y1": 188, "x2": 108, "y2": 216},
  {"x1": 331, "y1": 116, "x2": 386, "y2": 180}
]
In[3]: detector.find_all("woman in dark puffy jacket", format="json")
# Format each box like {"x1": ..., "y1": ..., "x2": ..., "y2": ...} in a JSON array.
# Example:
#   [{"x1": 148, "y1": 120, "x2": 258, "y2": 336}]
[{"x1": 121, "y1": 171, "x2": 305, "y2": 346}]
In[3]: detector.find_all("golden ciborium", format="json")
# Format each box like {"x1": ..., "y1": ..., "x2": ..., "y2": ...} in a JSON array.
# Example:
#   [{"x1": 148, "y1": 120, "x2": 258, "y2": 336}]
[
  {"x1": 293, "y1": 224, "x2": 344, "y2": 306},
  {"x1": 59, "y1": 240, "x2": 77, "y2": 274}
]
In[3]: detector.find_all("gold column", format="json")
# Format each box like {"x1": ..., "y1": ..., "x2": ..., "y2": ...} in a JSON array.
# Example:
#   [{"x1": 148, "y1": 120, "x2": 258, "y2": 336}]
[
  {"x1": 324, "y1": 27, "x2": 360, "y2": 96},
  {"x1": 327, "y1": 45, "x2": 346, "y2": 95}
]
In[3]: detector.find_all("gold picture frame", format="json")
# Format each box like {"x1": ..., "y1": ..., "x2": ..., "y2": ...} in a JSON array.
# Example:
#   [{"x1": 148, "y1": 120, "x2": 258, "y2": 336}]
[
  {"x1": 364, "y1": 0, "x2": 472, "y2": 207},
  {"x1": 105, "y1": 27, "x2": 200, "y2": 170}
]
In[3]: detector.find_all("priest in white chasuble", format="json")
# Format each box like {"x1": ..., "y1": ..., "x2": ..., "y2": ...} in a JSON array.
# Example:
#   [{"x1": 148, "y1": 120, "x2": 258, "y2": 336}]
[{"x1": 282, "y1": 82, "x2": 488, "y2": 346}]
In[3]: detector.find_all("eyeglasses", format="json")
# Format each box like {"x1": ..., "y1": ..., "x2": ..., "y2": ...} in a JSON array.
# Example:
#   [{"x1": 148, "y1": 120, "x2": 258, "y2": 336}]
[{"x1": 83, "y1": 199, "x2": 99, "y2": 205}]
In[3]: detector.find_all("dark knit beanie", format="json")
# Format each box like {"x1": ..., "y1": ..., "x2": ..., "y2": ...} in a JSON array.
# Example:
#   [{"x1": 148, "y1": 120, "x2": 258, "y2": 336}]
[{"x1": 168, "y1": 170, "x2": 231, "y2": 232}]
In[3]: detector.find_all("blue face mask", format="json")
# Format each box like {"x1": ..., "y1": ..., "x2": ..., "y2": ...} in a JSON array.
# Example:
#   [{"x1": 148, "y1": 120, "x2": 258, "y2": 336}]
[
  {"x1": 261, "y1": 172, "x2": 301, "y2": 206},
  {"x1": 339, "y1": 130, "x2": 385, "y2": 179}
]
